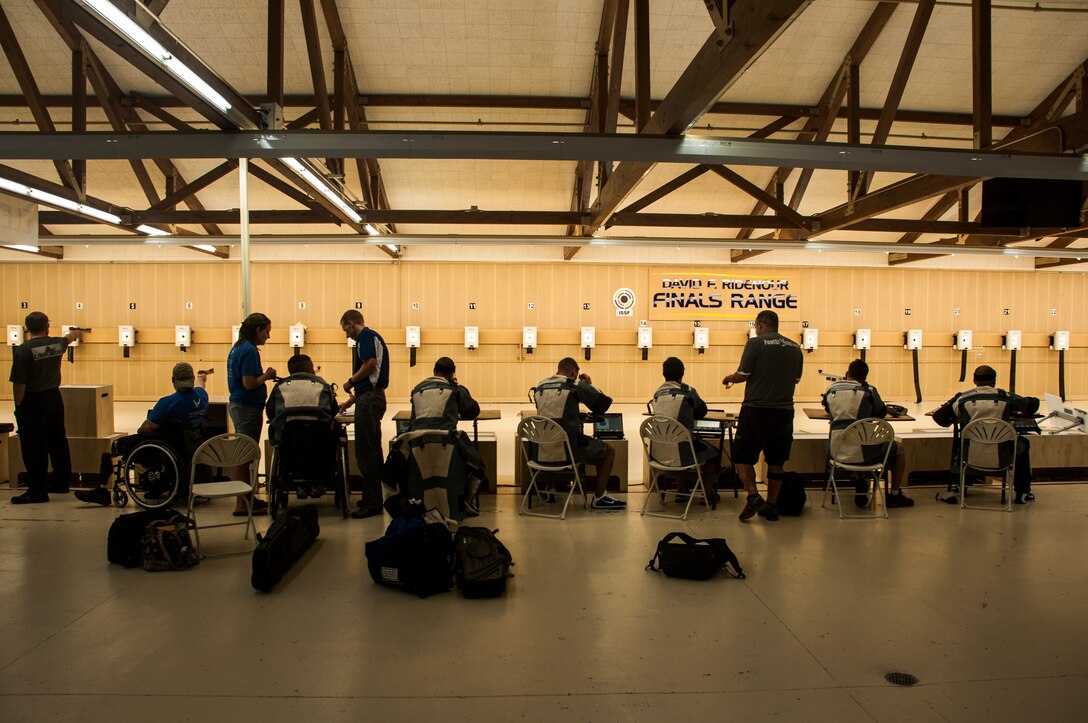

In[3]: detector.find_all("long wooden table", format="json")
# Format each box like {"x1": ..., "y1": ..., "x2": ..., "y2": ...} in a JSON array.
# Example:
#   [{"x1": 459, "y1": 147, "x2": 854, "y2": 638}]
[
  {"x1": 803, "y1": 408, "x2": 916, "y2": 422},
  {"x1": 389, "y1": 408, "x2": 500, "y2": 443}
]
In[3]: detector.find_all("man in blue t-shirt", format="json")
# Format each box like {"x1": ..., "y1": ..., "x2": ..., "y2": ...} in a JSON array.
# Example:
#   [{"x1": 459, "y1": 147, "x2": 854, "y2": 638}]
[
  {"x1": 75, "y1": 363, "x2": 210, "y2": 506},
  {"x1": 340, "y1": 310, "x2": 389, "y2": 519}
]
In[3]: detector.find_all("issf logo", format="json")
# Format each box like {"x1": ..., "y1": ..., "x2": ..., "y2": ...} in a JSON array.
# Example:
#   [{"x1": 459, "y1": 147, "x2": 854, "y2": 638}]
[{"x1": 613, "y1": 288, "x2": 636, "y2": 317}]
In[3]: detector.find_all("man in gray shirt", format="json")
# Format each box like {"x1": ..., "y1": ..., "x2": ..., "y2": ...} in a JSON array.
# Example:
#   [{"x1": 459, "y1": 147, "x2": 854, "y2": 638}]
[{"x1": 722, "y1": 310, "x2": 804, "y2": 522}]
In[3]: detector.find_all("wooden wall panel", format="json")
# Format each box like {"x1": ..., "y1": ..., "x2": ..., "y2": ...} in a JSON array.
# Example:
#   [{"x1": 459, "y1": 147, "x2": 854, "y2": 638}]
[{"x1": 4, "y1": 261, "x2": 1088, "y2": 404}]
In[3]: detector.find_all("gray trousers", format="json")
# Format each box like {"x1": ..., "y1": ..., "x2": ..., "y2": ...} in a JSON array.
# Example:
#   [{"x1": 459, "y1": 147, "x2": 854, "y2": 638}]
[{"x1": 354, "y1": 388, "x2": 387, "y2": 507}]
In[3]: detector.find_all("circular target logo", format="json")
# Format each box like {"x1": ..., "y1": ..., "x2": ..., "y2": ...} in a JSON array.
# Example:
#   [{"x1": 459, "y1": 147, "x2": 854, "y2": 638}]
[{"x1": 613, "y1": 287, "x2": 636, "y2": 316}]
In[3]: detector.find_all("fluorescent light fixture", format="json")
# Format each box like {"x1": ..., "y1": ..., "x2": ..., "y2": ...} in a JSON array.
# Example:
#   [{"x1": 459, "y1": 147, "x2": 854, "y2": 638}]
[
  {"x1": 4, "y1": 245, "x2": 40, "y2": 253},
  {"x1": 0, "y1": 175, "x2": 122, "y2": 224},
  {"x1": 79, "y1": 0, "x2": 232, "y2": 114},
  {"x1": 384, "y1": 244, "x2": 399, "y2": 253},
  {"x1": 137, "y1": 224, "x2": 170, "y2": 236},
  {"x1": 193, "y1": 244, "x2": 218, "y2": 253},
  {"x1": 281, "y1": 157, "x2": 363, "y2": 223},
  {"x1": 365, "y1": 224, "x2": 380, "y2": 236}
]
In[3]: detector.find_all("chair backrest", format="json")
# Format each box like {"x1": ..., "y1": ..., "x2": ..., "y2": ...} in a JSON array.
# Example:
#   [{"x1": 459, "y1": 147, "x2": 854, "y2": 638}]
[
  {"x1": 191, "y1": 433, "x2": 261, "y2": 485},
  {"x1": 517, "y1": 416, "x2": 574, "y2": 465},
  {"x1": 640, "y1": 415, "x2": 695, "y2": 468},
  {"x1": 830, "y1": 418, "x2": 895, "y2": 466},
  {"x1": 960, "y1": 418, "x2": 1017, "y2": 471},
  {"x1": 277, "y1": 417, "x2": 338, "y2": 474}
]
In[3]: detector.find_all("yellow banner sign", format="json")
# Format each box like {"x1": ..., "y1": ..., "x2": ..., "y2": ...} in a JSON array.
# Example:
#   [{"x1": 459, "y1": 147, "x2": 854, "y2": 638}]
[{"x1": 647, "y1": 269, "x2": 801, "y2": 321}]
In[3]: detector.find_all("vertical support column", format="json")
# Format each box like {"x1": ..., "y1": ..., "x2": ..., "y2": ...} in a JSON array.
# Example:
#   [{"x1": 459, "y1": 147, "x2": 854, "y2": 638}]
[
  {"x1": 972, "y1": 0, "x2": 992, "y2": 149},
  {"x1": 72, "y1": 41, "x2": 87, "y2": 197},
  {"x1": 239, "y1": 157, "x2": 251, "y2": 317},
  {"x1": 634, "y1": 0, "x2": 650, "y2": 132},
  {"x1": 267, "y1": 0, "x2": 285, "y2": 106},
  {"x1": 847, "y1": 60, "x2": 860, "y2": 204}
]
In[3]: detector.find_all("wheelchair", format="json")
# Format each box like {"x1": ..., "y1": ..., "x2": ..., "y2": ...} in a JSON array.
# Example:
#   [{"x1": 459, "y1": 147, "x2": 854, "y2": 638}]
[
  {"x1": 108, "y1": 428, "x2": 199, "y2": 510},
  {"x1": 266, "y1": 413, "x2": 350, "y2": 518}
]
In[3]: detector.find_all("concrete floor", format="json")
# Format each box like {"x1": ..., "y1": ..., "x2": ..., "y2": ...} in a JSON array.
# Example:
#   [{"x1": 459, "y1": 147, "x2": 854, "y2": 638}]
[
  {"x1": 1, "y1": 479, "x2": 1087, "y2": 721},
  {"x1": 2, "y1": 399, "x2": 1088, "y2": 720}
]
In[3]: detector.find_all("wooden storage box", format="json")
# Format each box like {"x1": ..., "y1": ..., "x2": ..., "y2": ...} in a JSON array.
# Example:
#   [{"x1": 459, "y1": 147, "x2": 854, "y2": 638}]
[
  {"x1": 9, "y1": 432, "x2": 125, "y2": 484},
  {"x1": 60, "y1": 385, "x2": 114, "y2": 437}
]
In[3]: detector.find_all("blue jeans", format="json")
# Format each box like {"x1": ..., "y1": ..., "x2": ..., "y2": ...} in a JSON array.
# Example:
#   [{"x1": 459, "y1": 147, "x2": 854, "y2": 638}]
[{"x1": 354, "y1": 388, "x2": 387, "y2": 507}]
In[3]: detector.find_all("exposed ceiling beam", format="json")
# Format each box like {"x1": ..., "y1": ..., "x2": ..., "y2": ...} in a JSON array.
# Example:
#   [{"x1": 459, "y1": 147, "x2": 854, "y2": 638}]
[
  {"x1": 146, "y1": 160, "x2": 237, "y2": 212},
  {"x1": 973, "y1": 0, "x2": 993, "y2": 149},
  {"x1": 36, "y1": 208, "x2": 1064, "y2": 237},
  {"x1": 588, "y1": 0, "x2": 813, "y2": 232},
  {"x1": 146, "y1": 0, "x2": 171, "y2": 15},
  {"x1": 708, "y1": 166, "x2": 809, "y2": 229},
  {"x1": 813, "y1": 63, "x2": 1088, "y2": 235},
  {"x1": 0, "y1": 3, "x2": 81, "y2": 194},
  {"x1": 319, "y1": 0, "x2": 397, "y2": 248},
  {"x1": 268, "y1": 0, "x2": 285, "y2": 107},
  {"x1": 25, "y1": 233, "x2": 1088, "y2": 265},
  {"x1": 129, "y1": 92, "x2": 192, "y2": 131},
  {"x1": 0, "y1": 92, "x2": 1031, "y2": 128},
  {"x1": 732, "y1": 1, "x2": 897, "y2": 259},
  {"x1": 565, "y1": 0, "x2": 621, "y2": 257},
  {"x1": 8, "y1": 128, "x2": 1087, "y2": 179},
  {"x1": 633, "y1": 0, "x2": 650, "y2": 132},
  {"x1": 614, "y1": 166, "x2": 712, "y2": 216},
  {"x1": 45, "y1": 0, "x2": 259, "y2": 129},
  {"x1": 854, "y1": 0, "x2": 934, "y2": 196}
]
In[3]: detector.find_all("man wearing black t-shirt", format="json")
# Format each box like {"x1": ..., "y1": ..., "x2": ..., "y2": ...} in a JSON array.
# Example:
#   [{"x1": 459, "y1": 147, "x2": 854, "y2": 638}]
[
  {"x1": 9, "y1": 312, "x2": 81, "y2": 504},
  {"x1": 723, "y1": 310, "x2": 804, "y2": 522}
]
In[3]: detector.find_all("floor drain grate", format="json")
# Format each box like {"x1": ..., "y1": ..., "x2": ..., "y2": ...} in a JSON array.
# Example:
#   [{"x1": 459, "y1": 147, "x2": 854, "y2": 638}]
[{"x1": 885, "y1": 672, "x2": 920, "y2": 687}]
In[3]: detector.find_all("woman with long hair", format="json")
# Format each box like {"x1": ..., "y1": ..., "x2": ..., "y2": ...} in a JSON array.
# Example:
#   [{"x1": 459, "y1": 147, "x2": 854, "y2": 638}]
[{"x1": 226, "y1": 312, "x2": 276, "y2": 515}]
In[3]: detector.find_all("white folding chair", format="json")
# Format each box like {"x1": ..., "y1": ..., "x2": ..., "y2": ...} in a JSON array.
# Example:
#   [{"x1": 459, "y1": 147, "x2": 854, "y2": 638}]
[
  {"x1": 186, "y1": 433, "x2": 261, "y2": 557},
  {"x1": 640, "y1": 415, "x2": 708, "y2": 520},
  {"x1": 959, "y1": 418, "x2": 1016, "y2": 512},
  {"x1": 823, "y1": 418, "x2": 894, "y2": 519},
  {"x1": 517, "y1": 416, "x2": 586, "y2": 519}
]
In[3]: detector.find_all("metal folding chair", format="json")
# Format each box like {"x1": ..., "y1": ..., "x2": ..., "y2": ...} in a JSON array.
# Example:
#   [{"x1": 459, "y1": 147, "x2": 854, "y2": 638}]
[
  {"x1": 640, "y1": 415, "x2": 708, "y2": 520},
  {"x1": 959, "y1": 418, "x2": 1017, "y2": 512},
  {"x1": 517, "y1": 416, "x2": 586, "y2": 520},
  {"x1": 186, "y1": 433, "x2": 261, "y2": 557},
  {"x1": 823, "y1": 418, "x2": 894, "y2": 519}
]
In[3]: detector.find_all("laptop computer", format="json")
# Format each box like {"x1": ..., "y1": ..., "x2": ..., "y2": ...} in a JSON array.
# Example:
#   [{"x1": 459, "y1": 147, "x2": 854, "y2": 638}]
[
  {"x1": 395, "y1": 418, "x2": 411, "y2": 435},
  {"x1": 593, "y1": 413, "x2": 625, "y2": 440},
  {"x1": 693, "y1": 418, "x2": 724, "y2": 436}
]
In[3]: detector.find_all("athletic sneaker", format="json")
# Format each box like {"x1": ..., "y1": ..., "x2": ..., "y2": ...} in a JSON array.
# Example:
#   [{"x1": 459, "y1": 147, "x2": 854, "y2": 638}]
[
  {"x1": 757, "y1": 502, "x2": 779, "y2": 521},
  {"x1": 74, "y1": 486, "x2": 111, "y2": 506},
  {"x1": 886, "y1": 490, "x2": 915, "y2": 508},
  {"x1": 936, "y1": 489, "x2": 959, "y2": 504},
  {"x1": 11, "y1": 491, "x2": 48, "y2": 504},
  {"x1": 591, "y1": 494, "x2": 626, "y2": 510},
  {"x1": 739, "y1": 492, "x2": 765, "y2": 521},
  {"x1": 1015, "y1": 491, "x2": 1036, "y2": 505},
  {"x1": 464, "y1": 498, "x2": 481, "y2": 517}
]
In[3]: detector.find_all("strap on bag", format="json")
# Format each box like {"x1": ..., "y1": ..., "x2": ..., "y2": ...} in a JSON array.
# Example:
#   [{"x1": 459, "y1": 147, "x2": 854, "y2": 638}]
[
  {"x1": 646, "y1": 531, "x2": 745, "y2": 578},
  {"x1": 646, "y1": 531, "x2": 710, "y2": 571}
]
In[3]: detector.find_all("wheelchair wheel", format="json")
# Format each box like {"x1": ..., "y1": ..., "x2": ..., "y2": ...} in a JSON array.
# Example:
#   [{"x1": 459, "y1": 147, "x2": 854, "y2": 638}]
[
  {"x1": 112, "y1": 487, "x2": 128, "y2": 508},
  {"x1": 121, "y1": 440, "x2": 181, "y2": 510},
  {"x1": 268, "y1": 449, "x2": 289, "y2": 518},
  {"x1": 336, "y1": 448, "x2": 350, "y2": 519}
]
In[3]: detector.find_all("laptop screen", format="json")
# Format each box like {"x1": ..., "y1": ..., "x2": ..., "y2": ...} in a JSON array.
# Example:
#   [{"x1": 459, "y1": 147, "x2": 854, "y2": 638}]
[
  {"x1": 395, "y1": 419, "x2": 411, "y2": 435},
  {"x1": 593, "y1": 413, "x2": 624, "y2": 437},
  {"x1": 694, "y1": 418, "x2": 723, "y2": 432}
]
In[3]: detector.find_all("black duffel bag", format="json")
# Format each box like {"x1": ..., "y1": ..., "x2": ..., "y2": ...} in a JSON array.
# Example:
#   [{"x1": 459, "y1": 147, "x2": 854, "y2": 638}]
[
  {"x1": 453, "y1": 526, "x2": 513, "y2": 598},
  {"x1": 646, "y1": 532, "x2": 745, "y2": 580},
  {"x1": 252, "y1": 504, "x2": 320, "y2": 592},
  {"x1": 108, "y1": 508, "x2": 186, "y2": 568},
  {"x1": 365, "y1": 518, "x2": 455, "y2": 598}
]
